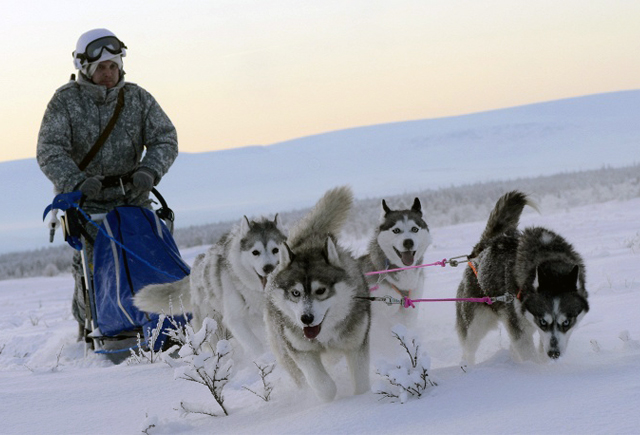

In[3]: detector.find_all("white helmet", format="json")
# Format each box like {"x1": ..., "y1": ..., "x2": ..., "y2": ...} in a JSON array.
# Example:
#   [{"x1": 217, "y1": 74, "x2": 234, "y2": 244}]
[{"x1": 72, "y1": 28, "x2": 127, "y2": 71}]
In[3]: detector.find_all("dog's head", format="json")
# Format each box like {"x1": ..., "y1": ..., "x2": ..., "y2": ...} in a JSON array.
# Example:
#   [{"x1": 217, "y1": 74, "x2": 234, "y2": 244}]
[
  {"x1": 376, "y1": 198, "x2": 432, "y2": 267},
  {"x1": 520, "y1": 263, "x2": 589, "y2": 359},
  {"x1": 269, "y1": 236, "x2": 355, "y2": 341},
  {"x1": 239, "y1": 215, "x2": 287, "y2": 288}
]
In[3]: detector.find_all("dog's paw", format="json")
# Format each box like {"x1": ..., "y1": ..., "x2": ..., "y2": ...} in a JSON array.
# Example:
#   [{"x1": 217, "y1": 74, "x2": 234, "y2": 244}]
[{"x1": 314, "y1": 379, "x2": 337, "y2": 402}]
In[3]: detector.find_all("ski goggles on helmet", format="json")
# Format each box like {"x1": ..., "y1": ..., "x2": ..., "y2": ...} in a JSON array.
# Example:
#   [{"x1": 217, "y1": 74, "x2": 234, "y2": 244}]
[{"x1": 74, "y1": 36, "x2": 127, "y2": 64}]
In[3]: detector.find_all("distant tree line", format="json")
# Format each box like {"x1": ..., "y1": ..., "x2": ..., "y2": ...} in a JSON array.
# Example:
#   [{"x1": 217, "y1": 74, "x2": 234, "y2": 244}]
[{"x1": 1, "y1": 164, "x2": 638, "y2": 280}]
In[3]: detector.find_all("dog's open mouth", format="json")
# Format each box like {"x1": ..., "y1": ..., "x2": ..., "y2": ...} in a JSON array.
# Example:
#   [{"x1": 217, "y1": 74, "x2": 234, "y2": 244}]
[
  {"x1": 257, "y1": 273, "x2": 268, "y2": 289},
  {"x1": 303, "y1": 323, "x2": 322, "y2": 340},
  {"x1": 394, "y1": 248, "x2": 416, "y2": 266}
]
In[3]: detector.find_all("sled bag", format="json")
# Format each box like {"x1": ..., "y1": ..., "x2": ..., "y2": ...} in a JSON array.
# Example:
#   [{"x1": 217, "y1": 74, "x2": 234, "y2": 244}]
[{"x1": 93, "y1": 206, "x2": 190, "y2": 337}]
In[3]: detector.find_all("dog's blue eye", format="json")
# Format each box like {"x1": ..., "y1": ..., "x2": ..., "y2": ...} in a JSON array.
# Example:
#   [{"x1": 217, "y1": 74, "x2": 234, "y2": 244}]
[
  {"x1": 291, "y1": 290, "x2": 301, "y2": 298},
  {"x1": 539, "y1": 318, "x2": 548, "y2": 327},
  {"x1": 562, "y1": 319, "x2": 571, "y2": 327},
  {"x1": 252, "y1": 250, "x2": 260, "y2": 256},
  {"x1": 393, "y1": 228, "x2": 401, "y2": 234},
  {"x1": 411, "y1": 227, "x2": 419, "y2": 233}
]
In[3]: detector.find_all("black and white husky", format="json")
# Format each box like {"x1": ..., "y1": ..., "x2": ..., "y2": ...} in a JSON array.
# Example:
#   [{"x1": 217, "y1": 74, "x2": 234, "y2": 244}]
[
  {"x1": 456, "y1": 191, "x2": 589, "y2": 364},
  {"x1": 265, "y1": 186, "x2": 371, "y2": 402},
  {"x1": 358, "y1": 198, "x2": 432, "y2": 328},
  {"x1": 134, "y1": 216, "x2": 286, "y2": 358}
]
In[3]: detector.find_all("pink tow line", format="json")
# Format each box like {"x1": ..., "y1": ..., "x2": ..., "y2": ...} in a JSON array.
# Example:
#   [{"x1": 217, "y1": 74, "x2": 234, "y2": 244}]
[
  {"x1": 364, "y1": 258, "x2": 447, "y2": 276},
  {"x1": 403, "y1": 296, "x2": 494, "y2": 308},
  {"x1": 364, "y1": 256, "x2": 498, "y2": 307}
]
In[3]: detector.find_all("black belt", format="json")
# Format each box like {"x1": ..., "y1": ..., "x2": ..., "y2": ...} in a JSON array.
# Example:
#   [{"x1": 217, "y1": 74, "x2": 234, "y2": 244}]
[{"x1": 101, "y1": 171, "x2": 134, "y2": 189}]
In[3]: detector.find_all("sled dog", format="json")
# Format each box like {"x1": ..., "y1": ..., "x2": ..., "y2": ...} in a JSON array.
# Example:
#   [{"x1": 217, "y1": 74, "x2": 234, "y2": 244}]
[
  {"x1": 134, "y1": 216, "x2": 286, "y2": 357},
  {"x1": 265, "y1": 186, "x2": 371, "y2": 402},
  {"x1": 358, "y1": 198, "x2": 432, "y2": 324},
  {"x1": 456, "y1": 191, "x2": 589, "y2": 364}
]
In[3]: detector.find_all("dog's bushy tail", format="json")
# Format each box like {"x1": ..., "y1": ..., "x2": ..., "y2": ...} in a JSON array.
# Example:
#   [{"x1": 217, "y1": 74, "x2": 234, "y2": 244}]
[
  {"x1": 287, "y1": 185, "x2": 353, "y2": 249},
  {"x1": 133, "y1": 275, "x2": 193, "y2": 315},
  {"x1": 478, "y1": 190, "x2": 538, "y2": 244}
]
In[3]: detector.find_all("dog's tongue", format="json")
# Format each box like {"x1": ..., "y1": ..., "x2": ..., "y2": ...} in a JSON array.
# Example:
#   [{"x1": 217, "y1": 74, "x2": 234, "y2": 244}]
[
  {"x1": 400, "y1": 251, "x2": 415, "y2": 266},
  {"x1": 259, "y1": 275, "x2": 268, "y2": 289},
  {"x1": 304, "y1": 324, "x2": 321, "y2": 340}
]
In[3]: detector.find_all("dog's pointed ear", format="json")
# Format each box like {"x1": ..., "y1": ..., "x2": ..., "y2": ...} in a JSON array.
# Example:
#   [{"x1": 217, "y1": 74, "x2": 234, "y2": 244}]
[
  {"x1": 279, "y1": 242, "x2": 294, "y2": 268},
  {"x1": 325, "y1": 236, "x2": 341, "y2": 267},
  {"x1": 273, "y1": 213, "x2": 286, "y2": 234},
  {"x1": 242, "y1": 216, "x2": 253, "y2": 234},
  {"x1": 382, "y1": 199, "x2": 391, "y2": 215},
  {"x1": 412, "y1": 198, "x2": 422, "y2": 214},
  {"x1": 569, "y1": 264, "x2": 580, "y2": 287},
  {"x1": 534, "y1": 266, "x2": 552, "y2": 291}
]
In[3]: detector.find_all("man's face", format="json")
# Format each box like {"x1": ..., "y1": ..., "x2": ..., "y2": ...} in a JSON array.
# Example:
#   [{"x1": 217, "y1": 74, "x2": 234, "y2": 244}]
[{"x1": 91, "y1": 60, "x2": 120, "y2": 89}]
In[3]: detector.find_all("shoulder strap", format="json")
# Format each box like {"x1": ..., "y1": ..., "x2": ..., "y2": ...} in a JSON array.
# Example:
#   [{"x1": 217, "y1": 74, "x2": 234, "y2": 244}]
[{"x1": 79, "y1": 88, "x2": 126, "y2": 171}]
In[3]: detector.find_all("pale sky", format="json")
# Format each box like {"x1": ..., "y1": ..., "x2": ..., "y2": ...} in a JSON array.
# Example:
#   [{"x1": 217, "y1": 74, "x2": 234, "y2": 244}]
[{"x1": 2, "y1": 0, "x2": 639, "y2": 163}]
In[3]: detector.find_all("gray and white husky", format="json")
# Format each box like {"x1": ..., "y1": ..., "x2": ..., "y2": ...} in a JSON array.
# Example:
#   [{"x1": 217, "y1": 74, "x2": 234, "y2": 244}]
[
  {"x1": 358, "y1": 198, "x2": 432, "y2": 326},
  {"x1": 265, "y1": 186, "x2": 371, "y2": 402},
  {"x1": 456, "y1": 191, "x2": 589, "y2": 365},
  {"x1": 134, "y1": 216, "x2": 286, "y2": 358}
]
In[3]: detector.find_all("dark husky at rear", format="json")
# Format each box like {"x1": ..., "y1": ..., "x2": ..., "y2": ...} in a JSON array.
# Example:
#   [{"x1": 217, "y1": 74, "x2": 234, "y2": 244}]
[{"x1": 456, "y1": 191, "x2": 589, "y2": 364}]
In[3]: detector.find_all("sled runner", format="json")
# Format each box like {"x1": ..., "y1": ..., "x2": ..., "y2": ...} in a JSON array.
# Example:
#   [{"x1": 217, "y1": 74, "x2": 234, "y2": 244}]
[{"x1": 43, "y1": 189, "x2": 190, "y2": 360}]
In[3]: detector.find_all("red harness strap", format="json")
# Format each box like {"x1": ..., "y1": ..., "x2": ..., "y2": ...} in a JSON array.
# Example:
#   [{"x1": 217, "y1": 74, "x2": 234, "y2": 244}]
[{"x1": 468, "y1": 261, "x2": 479, "y2": 277}]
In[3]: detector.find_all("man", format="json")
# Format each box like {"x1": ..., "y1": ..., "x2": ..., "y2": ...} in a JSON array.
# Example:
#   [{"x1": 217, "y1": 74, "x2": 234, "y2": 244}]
[{"x1": 37, "y1": 28, "x2": 179, "y2": 338}]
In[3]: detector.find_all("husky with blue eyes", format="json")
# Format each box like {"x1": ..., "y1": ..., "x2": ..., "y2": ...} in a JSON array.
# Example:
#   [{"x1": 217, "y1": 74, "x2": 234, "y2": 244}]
[
  {"x1": 456, "y1": 191, "x2": 589, "y2": 365},
  {"x1": 265, "y1": 186, "x2": 371, "y2": 402}
]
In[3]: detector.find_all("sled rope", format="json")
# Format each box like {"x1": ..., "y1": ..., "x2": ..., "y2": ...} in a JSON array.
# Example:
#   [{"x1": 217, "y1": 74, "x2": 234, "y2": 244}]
[
  {"x1": 366, "y1": 255, "x2": 469, "y2": 292},
  {"x1": 365, "y1": 254, "x2": 470, "y2": 276},
  {"x1": 366, "y1": 255, "x2": 466, "y2": 291},
  {"x1": 71, "y1": 201, "x2": 183, "y2": 281},
  {"x1": 361, "y1": 255, "x2": 513, "y2": 307},
  {"x1": 365, "y1": 258, "x2": 446, "y2": 276},
  {"x1": 403, "y1": 293, "x2": 514, "y2": 307},
  {"x1": 361, "y1": 293, "x2": 514, "y2": 307}
]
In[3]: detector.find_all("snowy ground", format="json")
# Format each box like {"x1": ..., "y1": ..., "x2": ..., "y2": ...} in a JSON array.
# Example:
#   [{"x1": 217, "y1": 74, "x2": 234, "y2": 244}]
[{"x1": 1, "y1": 197, "x2": 639, "y2": 434}]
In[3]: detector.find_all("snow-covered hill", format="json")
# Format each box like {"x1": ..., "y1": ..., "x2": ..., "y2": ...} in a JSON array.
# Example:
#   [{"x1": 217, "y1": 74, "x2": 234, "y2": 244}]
[
  {"x1": 2, "y1": 90, "x2": 639, "y2": 254},
  {"x1": 1, "y1": 196, "x2": 639, "y2": 434}
]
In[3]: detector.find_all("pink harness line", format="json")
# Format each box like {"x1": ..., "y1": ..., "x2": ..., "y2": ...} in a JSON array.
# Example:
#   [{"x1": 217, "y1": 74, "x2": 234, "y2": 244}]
[
  {"x1": 365, "y1": 259, "x2": 447, "y2": 292},
  {"x1": 364, "y1": 258, "x2": 447, "y2": 276},
  {"x1": 362, "y1": 255, "x2": 508, "y2": 307},
  {"x1": 403, "y1": 296, "x2": 493, "y2": 308}
]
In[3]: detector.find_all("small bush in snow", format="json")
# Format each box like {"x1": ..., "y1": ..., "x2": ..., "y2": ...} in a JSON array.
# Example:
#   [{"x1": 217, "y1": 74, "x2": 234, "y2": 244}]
[
  {"x1": 164, "y1": 317, "x2": 233, "y2": 417},
  {"x1": 373, "y1": 324, "x2": 437, "y2": 403},
  {"x1": 242, "y1": 355, "x2": 276, "y2": 402},
  {"x1": 127, "y1": 314, "x2": 180, "y2": 365},
  {"x1": 619, "y1": 330, "x2": 640, "y2": 351}
]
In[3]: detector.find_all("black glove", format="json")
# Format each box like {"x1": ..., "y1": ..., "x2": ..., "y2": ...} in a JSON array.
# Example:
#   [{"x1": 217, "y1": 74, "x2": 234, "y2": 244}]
[
  {"x1": 132, "y1": 168, "x2": 155, "y2": 191},
  {"x1": 78, "y1": 176, "x2": 102, "y2": 199}
]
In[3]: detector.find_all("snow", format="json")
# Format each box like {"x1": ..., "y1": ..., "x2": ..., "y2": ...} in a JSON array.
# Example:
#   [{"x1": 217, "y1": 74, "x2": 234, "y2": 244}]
[{"x1": 1, "y1": 196, "x2": 639, "y2": 434}]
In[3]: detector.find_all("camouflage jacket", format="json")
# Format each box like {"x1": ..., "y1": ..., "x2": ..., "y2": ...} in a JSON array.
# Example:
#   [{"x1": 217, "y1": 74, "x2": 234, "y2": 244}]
[{"x1": 37, "y1": 75, "x2": 178, "y2": 212}]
